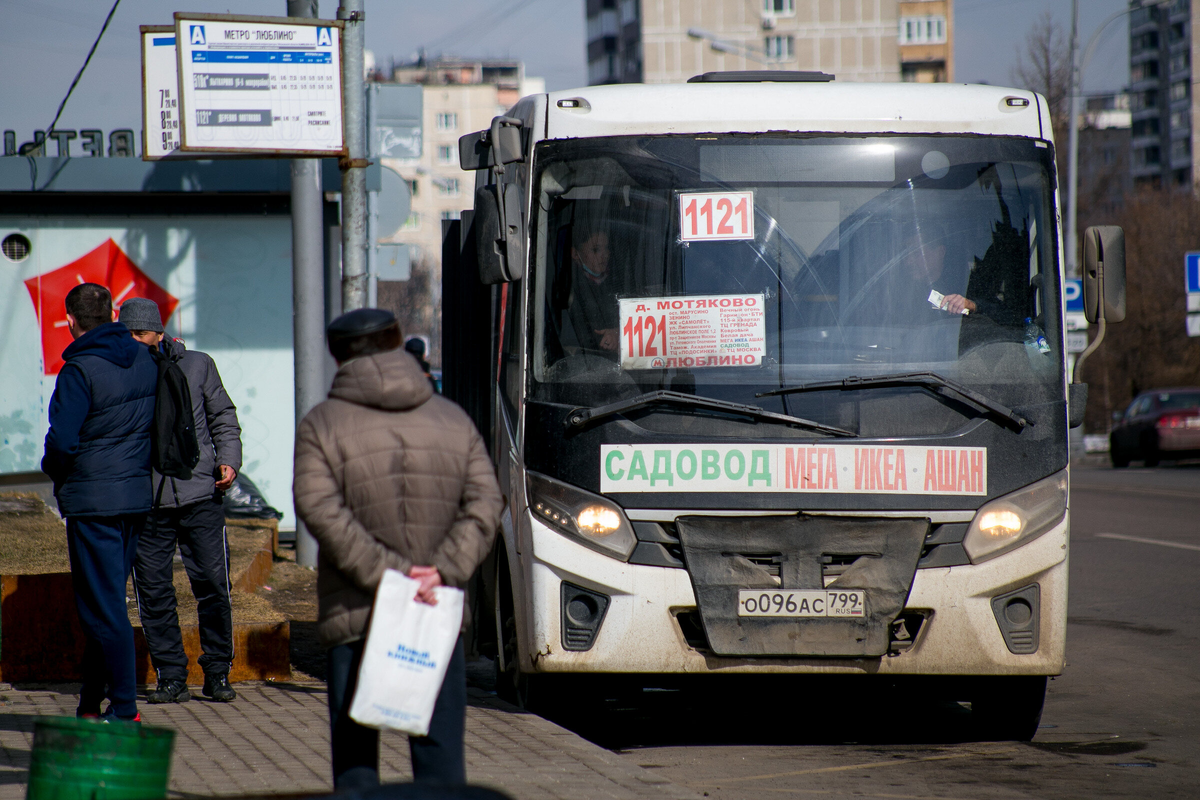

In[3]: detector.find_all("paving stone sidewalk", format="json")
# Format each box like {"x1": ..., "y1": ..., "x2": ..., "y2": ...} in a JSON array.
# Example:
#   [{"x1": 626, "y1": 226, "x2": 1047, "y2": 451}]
[{"x1": 0, "y1": 683, "x2": 695, "y2": 800}]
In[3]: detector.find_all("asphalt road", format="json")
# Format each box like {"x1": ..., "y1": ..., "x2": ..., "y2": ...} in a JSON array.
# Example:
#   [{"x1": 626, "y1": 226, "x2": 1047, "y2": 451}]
[{"x1": 543, "y1": 460, "x2": 1200, "y2": 800}]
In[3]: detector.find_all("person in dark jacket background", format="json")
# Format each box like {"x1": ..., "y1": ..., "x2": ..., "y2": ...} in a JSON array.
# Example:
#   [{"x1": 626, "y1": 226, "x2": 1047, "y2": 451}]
[
  {"x1": 42, "y1": 283, "x2": 157, "y2": 722},
  {"x1": 120, "y1": 297, "x2": 243, "y2": 704}
]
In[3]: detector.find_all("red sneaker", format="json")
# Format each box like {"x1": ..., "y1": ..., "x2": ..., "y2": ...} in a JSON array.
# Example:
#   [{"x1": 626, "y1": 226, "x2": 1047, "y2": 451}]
[{"x1": 99, "y1": 707, "x2": 141, "y2": 723}]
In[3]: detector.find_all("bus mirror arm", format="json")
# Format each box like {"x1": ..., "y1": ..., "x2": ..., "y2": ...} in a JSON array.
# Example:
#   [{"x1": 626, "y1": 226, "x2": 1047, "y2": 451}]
[
  {"x1": 488, "y1": 116, "x2": 524, "y2": 175},
  {"x1": 1074, "y1": 225, "x2": 1124, "y2": 394}
]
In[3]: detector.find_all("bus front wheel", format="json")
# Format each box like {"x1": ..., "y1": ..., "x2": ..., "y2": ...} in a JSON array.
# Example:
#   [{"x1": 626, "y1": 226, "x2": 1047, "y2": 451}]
[
  {"x1": 970, "y1": 676, "x2": 1047, "y2": 742},
  {"x1": 493, "y1": 554, "x2": 556, "y2": 712}
]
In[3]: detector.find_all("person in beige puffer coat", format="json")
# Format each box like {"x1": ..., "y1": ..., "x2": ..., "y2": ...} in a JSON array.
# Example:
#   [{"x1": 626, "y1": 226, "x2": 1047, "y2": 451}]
[{"x1": 293, "y1": 308, "x2": 502, "y2": 790}]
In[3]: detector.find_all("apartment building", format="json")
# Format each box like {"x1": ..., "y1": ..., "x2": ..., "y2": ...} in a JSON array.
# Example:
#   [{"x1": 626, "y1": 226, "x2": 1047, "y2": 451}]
[
  {"x1": 382, "y1": 57, "x2": 543, "y2": 269},
  {"x1": 898, "y1": 0, "x2": 953, "y2": 82},
  {"x1": 1129, "y1": 0, "x2": 1194, "y2": 188},
  {"x1": 1079, "y1": 92, "x2": 1133, "y2": 225},
  {"x1": 588, "y1": 0, "x2": 958, "y2": 85},
  {"x1": 376, "y1": 58, "x2": 543, "y2": 363}
]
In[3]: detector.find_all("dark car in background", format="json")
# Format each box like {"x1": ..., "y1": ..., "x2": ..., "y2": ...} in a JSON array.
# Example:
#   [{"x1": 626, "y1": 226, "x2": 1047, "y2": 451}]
[{"x1": 1110, "y1": 388, "x2": 1200, "y2": 467}]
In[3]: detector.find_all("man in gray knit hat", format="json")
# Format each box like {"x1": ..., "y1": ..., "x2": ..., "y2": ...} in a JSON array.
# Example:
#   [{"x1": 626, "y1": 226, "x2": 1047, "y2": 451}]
[{"x1": 119, "y1": 297, "x2": 243, "y2": 704}]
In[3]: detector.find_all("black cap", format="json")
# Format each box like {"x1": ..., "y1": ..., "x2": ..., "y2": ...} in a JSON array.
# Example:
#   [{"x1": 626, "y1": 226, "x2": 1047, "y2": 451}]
[
  {"x1": 404, "y1": 337, "x2": 426, "y2": 358},
  {"x1": 328, "y1": 308, "x2": 396, "y2": 340},
  {"x1": 327, "y1": 309, "x2": 402, "y2": 362}
]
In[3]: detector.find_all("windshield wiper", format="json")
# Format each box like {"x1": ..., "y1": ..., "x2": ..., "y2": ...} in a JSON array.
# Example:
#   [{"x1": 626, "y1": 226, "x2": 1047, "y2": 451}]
[
  {"x1": 756, "y1": 372, "x2": 1029, "y2": 433},
  {"x1": 564, "y1": 390, "x2": 857, "y2": 437}
]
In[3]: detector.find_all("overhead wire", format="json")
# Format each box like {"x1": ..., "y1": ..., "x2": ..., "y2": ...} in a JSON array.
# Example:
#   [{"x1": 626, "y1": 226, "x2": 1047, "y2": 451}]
[
  {"x1": 28, "y1": 0, "x2": 122, "y2": 190},
  {"x1": 420, "y1": 0, "x2": 545, "y2": 56}
]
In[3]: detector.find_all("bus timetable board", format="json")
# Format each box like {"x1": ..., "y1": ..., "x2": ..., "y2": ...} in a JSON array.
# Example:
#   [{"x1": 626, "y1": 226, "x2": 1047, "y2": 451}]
[
  {"x1": 141, "y1": 26, "x2": 183, "y2": 160},
  {"x1": 175, "y1": 14, "x2": 345, "y2": 156}
]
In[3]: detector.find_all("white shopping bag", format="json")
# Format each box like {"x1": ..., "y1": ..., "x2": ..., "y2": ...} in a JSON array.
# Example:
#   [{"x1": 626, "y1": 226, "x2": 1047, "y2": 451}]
[{"x1": 349, "y1": 568, "x2": 464, "y2": 736}]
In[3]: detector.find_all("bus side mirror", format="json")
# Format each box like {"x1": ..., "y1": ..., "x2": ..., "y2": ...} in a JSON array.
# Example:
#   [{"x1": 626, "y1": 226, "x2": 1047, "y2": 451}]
[
  {"x1": 1082, "y1": 226, "x2": 1126, "y2": 324},
  {"x1": 474, "y1": 184, "x2": 525, "y2": 284},
  {"x1": 459, "y1": 125, "x2": 524, "y2": 170}
]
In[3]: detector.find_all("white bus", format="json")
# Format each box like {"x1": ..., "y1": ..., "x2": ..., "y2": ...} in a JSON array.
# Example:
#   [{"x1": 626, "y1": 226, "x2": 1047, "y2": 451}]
[{"x1": 444, "y1": 73, "x2": 1124, "y2": 741}]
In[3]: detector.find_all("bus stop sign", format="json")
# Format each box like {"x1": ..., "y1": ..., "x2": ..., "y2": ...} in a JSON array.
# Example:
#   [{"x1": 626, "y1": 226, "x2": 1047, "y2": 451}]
[
  {"x1": 175, "y1": 13, "x2": 345, "y2": 156},
  {"x1": 1186, "y1": 252, "x2": 1200, "y2": 335}
]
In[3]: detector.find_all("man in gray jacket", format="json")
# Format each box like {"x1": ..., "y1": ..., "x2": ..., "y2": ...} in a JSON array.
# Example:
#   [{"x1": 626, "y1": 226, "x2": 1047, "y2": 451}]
[{"x1": 120, "y1": 298, "x2": 243, "y2": 704}]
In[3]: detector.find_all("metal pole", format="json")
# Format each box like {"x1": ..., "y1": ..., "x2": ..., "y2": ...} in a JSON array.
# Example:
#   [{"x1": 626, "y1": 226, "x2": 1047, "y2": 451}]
[
  {"x1": 339, "y1": 0, "x2": 368, "y2": 311},
  {"x1": 367, "y1": 83, "x2": 379, "y2": 307},
  {"x1": 1065, "y1": 0, "x2": 1080, "y2": 277},
  {"x1": 289, "y1": 0, "x2": 322, "y2": 568}
]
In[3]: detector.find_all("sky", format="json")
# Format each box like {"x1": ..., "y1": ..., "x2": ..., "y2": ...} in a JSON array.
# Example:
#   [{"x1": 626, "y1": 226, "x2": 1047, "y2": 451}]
[{"x1": 0, "y1": 0, "x2": 1131, "y2": 149}]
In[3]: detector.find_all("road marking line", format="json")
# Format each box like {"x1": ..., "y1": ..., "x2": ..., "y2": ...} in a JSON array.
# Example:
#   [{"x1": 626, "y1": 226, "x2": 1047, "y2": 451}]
[
  {"x1": 750, "y1": 788, "x2": 987, "y2": 800},
  {"x1": 1095, "y1": 533, "x2": 1200, "y2": 552},
  {"x1": 687, "y1": 748, "x2": 1018, "y2": 785},
  {"x1": 1072, "y1": 483, "x2": 1200, "y2": 500}
]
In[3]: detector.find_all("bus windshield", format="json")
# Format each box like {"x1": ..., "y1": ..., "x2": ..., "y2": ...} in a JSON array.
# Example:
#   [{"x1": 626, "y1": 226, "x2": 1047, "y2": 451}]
[{"x1": 529, "y1": 134, "x2": 1063, "y2": 439}]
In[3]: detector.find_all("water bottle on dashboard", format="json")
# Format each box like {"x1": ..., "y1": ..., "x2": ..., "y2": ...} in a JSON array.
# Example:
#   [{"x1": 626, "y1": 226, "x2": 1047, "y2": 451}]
[{"x1": 1024, "y1": 317, "x2": 1050, "y2": 354}]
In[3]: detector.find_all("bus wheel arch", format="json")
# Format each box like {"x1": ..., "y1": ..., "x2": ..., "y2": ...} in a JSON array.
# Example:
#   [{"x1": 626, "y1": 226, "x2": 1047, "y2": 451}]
[{"x1": 970, "y1": 675, "x2": 1047, "y2": 741}]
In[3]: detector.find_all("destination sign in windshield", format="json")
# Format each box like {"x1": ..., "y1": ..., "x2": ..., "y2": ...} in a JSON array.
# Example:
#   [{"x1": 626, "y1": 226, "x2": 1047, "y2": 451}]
[
  {"x1": 175, "y1": 14, "x2": 344, "y2": 155},
  {"x1": 618, "y1": 293, "x2": 766, "y2": 370}
]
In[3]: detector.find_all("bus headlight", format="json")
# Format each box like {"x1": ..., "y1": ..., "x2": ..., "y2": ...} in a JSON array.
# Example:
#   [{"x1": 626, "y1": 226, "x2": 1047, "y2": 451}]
[
  {"x1": 963, "y1": 470, "x2": 1067, "y2": 564},
  {"x1": 526, "y1": 471, "x2": 637, "y2": 560}
]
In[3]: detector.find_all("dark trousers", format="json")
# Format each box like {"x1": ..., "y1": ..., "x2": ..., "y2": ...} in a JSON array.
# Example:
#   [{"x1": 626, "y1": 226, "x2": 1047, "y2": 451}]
[
  {"x1": 327, "y1": 635, "x2": 466, "y2": 790},
  {"x1": 66, "y1": 515, "x2": 143, "y2": 719},
  {"x1": 132, "y1": 496, "x2": 233, "y2": 681}
]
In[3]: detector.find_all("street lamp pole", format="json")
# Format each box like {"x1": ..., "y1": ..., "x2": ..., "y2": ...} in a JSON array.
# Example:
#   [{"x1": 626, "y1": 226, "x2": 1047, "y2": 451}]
[
  {"x1": 287, "y1": 0, "x2": 323, "y2": 569},
  {"x1": 339, "y1": 0, "x2": 367, "y2": 312},
  {"x1": 1066, "y1": 0, "x2": 1080, "y2": 276}
]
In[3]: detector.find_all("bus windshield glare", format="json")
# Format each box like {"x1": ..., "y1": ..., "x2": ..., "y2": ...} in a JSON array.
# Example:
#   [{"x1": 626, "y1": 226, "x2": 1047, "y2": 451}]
[{"x1": 529, "y1": 134, "x2": 1063, "y2": 439}]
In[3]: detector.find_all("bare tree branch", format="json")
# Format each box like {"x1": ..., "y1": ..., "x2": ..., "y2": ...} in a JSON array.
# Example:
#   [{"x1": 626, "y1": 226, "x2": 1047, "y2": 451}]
[{"x1": 1011, "y1": 11, "x2": 1071, "y2": 135}]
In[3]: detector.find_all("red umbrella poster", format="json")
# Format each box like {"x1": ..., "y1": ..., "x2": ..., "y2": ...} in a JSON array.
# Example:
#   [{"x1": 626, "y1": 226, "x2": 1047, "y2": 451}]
[{"x1": 24, "y1": 238, "x2": 179, "y2": 375}]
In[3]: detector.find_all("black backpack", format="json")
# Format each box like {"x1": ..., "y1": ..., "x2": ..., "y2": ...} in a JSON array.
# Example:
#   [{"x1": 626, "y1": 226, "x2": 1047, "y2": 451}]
[{"x1": 149, "y1": 346, "x2": 200, "y2": 480}]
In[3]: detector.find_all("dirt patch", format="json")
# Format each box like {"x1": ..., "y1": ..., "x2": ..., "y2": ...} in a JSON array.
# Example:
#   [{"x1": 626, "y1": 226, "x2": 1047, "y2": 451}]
[
  {"x1": 262, "y1": 550, "x2": 319, "y2": 621},
  {"x1": 0, "y1": 492, "x2": 69, "y2": 575},
  {"x1": 258, "y1": 546, "x2": 323, "y2": 681}
]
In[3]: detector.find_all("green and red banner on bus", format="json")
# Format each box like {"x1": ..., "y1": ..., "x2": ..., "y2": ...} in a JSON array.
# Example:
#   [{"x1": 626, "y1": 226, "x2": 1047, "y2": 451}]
[{"x1": 600, "y1": 443, "x2": 987, "y2": 495}]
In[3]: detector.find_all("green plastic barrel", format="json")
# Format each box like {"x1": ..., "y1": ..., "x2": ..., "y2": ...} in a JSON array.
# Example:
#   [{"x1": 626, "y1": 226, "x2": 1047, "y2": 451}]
[{"x1": 26, "y1": 717, "x2": 175, "y2": 800}]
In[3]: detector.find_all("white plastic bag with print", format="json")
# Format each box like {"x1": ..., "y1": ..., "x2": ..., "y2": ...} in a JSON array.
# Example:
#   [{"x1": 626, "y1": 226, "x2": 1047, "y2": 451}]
[{"x1": 349, "y1": 568, "x2": 463, "y2": 736}]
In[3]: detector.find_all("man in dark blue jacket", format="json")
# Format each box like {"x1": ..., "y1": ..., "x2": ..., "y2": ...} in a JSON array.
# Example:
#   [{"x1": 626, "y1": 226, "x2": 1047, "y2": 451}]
[{"x1": 42, "y1": 283, "x2": 157, "y2": 722}]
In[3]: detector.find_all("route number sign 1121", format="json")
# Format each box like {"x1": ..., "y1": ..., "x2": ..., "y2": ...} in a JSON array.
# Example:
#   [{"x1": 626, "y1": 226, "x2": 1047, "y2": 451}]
[{"x1": 679, "y1": 191, "x2": 755, "y2": 242}]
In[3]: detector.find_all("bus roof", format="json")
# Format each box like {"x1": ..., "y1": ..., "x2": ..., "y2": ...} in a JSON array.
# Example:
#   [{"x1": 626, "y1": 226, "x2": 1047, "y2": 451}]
[{"x1": 544, "y1": 82, "x2": 1050, "y2": 143}]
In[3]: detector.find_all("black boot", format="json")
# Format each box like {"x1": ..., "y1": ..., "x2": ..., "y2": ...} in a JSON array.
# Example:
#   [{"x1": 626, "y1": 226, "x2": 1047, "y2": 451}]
[
  {"x1": 202, "y1": 672, "x2": 236, "y2": 702},
  {"x1": 147, "y1": 677, "x2": 191, "y2": 704}
]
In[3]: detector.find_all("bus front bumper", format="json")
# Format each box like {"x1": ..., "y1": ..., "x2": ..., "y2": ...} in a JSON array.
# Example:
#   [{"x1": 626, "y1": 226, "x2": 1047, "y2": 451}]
[{"x1": 522, "y1": 514, "x2": 1068, "y2": 676}]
